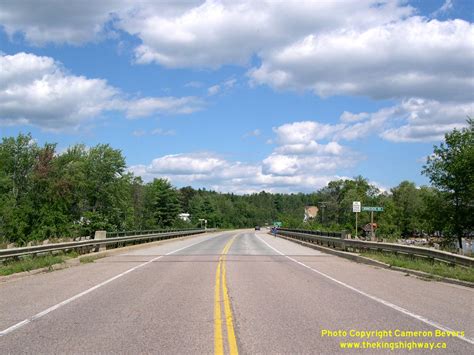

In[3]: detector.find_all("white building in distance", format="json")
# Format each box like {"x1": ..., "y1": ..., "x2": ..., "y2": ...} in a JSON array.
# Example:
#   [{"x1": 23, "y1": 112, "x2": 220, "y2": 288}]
[{"x1": 178, "y1": 213, "x2": 191, "y2": 222}]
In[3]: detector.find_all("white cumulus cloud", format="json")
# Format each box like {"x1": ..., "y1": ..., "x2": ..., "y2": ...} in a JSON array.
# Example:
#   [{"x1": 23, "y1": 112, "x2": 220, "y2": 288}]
[
  {"x1": 123, "y1": 96, "x2": 203, "y2": 118},
  {"x1": 2, "y1": 1, "x2": 471, "y2": 108},
  {"x1": 144, "y1": 153, "x2": 227, "y2": 175},
  {"x1": 130, "y1": 122, "x2": 359, "y2": 193},
  {"x1": 271, "y1": 99, "x2": 473, "y2": 144},
  {"x1": 0, "y1": 0, "x2": 125, "y2": 45},
  {"x1": 273, "y1": 121, "x2": 345, "y2": 144},
  {"x1": 380, "y1": 99, "x2": 473, "y2": 142},
  {"x1": 249, "y1": 17, "x2": 474, "y2": 102},
  {"x1": 0, "y1": 52, "x2": 117, "y2": 129},
  {"x1": 118, "y1": 0, "x2": 413, "y2": 69},
  {"x1": 0, "y1": 52, "x2": 203, "y2": 129}
]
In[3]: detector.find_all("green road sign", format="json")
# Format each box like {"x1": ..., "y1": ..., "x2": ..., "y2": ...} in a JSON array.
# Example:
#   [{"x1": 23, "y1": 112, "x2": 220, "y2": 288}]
[
  {"x1": 362, "y1": 206, "x2": 384, "y2": 212},
  {"x1": 273, "y1": 221, "x2": 282, "y2": 227}
]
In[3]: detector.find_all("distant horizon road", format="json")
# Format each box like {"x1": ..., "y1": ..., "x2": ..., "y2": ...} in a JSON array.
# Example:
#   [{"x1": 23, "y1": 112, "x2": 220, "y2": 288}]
[{"x1": 1, "y1": 230, "x2": 472, "y2": 354}]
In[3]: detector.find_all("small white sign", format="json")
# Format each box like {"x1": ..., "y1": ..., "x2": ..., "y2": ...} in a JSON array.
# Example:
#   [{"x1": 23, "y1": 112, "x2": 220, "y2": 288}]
[{"x1": 353, "y1": 201, "x2": 361, "y2": 213}]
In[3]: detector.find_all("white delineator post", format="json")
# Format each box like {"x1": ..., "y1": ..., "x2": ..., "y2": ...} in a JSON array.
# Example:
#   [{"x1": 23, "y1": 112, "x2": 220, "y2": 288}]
[{"x1": 94, "y1": 230, "x2": 107, "y2": 252}]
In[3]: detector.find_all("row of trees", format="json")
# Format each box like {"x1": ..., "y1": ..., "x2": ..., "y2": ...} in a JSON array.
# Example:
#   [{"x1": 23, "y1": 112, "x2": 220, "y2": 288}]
[{"x1": 0, "y1": 120, "x2": 472, "y2": 246}]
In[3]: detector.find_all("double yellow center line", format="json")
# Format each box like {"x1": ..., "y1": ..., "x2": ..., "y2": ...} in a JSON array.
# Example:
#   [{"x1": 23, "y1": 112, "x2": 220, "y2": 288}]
[{"x1": 214, "y1": 235, "x2": 239, "y2": 355}]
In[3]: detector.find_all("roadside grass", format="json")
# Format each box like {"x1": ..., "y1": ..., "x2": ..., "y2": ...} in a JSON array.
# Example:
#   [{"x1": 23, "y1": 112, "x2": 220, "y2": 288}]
[
  {"x1": 0, "y1": 251, "x2": 79, "y2": 276},
  {"x1": 361, "y1": 251, "x2": 474, "y2": 283},
  {"x1": 79, "y1": 255, "x2": 105, "y2": 264}
]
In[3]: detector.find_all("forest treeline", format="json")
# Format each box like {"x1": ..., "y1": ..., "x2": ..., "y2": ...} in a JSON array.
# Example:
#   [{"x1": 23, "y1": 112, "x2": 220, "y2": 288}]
[{"x1": 0, "y1": 120, "x2": 472, "y2": 246}]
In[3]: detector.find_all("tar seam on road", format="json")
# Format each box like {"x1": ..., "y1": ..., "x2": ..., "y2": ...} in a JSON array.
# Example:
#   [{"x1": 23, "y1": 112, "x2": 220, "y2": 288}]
[
  {"x1": 256, "y1": 234, "x2": 474, "y2": 346},
  {"x1": 0, "y1": 235, "x2": 219, "y2": 338},
  {"x1": 215, "y1": 235, "x2": 239, "y2": 355}
]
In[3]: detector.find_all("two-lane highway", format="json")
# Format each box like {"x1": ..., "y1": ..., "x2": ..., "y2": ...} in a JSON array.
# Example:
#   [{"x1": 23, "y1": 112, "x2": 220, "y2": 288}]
[{"x1": 1, "y1": 230, "x2": 473, "y2": 354}]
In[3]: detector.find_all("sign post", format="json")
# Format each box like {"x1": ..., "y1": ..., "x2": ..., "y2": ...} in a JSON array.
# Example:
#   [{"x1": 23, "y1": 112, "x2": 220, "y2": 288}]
[
  {"x1": 371, "y1": 211, "x2": 374, "y2": 240},
  {"x1": 361, "y1": 206, "x2": 384, "y2": 240},
  {"x1": 352, "y1": 201, "x2": 361, "y2": 238},
  {"x1": 198, "y1": 218, "x2": 206, "y2": 229}
]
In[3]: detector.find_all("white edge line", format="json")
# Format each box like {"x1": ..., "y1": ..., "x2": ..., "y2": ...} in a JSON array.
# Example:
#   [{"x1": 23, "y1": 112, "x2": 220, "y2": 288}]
[
  {"x1": 255, "y1": 234, "x2": 474, "y2": 345},
  {"x1": 0, "y1": 233, "x2": 221, "y2": 337}
]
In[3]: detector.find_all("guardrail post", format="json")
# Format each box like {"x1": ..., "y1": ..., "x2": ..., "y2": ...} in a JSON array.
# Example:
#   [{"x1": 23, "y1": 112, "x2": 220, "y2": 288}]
[{"x1": 94, "y1": 231, "x2": 107, "y2": 252}]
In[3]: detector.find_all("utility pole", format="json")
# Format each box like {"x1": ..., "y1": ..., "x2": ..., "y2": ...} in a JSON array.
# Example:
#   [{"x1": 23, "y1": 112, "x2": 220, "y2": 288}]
[{"x1": 318, "y1": 202, "x2": 327, "y2": 226}]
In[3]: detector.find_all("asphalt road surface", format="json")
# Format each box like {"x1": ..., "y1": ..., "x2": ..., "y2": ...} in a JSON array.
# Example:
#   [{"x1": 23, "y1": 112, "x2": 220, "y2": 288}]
[{"x1": 1, "y1": 230, "x2": 473, "y2": 354}]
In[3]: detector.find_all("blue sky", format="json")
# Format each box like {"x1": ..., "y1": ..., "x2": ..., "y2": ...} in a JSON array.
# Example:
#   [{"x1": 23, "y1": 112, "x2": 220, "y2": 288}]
[{"x1": 0, "y1": 0, "x2": 473, "y2": 193}]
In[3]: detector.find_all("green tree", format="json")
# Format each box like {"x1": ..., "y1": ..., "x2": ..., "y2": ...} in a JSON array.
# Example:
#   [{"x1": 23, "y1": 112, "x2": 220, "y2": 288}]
[
  {"x1": 315, "y1": 176, "x2": 379, "y2": 233},
  {"x1": 417, "y1": 186, "x2": 448, "y2": 235},
  {"x1": 179, "y1": 186, "x2": 196, "y2": 213},
  {"x1": 144, "y1": 179, "x2": 181, "y2": 228},
  {"x1": 130, "y1": 177, "x2": 146, "y2": 230},
  {"x1": 82, "y1": 144, "x2": 132, "y2": 234},
  {"x1": 0, "y1": 134, "x2": 39, "y2": 243},
  {"x1": 422, "y1": 119, "x2": 474, "y2": 247},
  {"x1": 391, "y1": 181, "x2": 422, "y2": 237},
  {"x1": 0, "y1": 133, "x2": 38, "y2": 204}
]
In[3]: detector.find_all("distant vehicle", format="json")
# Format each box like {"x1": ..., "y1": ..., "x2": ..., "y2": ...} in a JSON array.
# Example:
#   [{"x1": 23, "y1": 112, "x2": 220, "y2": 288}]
[{"x1": 255, "y1": 226, "x2": 260, "y2": 230}]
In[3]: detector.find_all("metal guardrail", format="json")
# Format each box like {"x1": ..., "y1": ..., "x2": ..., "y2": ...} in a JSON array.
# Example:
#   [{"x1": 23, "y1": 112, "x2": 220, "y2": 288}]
[
  {"x1": 106, "y1": 228, "x2": 200, "y2": 238},
  {"x1": 0, "y1": 229, "x2": 215, "y2": 261},
  {"x1": 275, "y1": 228, "x2": 474, "y2": 268},
  {"x1": 277, "y1": 227, "x2": 346, "y2": 239}
]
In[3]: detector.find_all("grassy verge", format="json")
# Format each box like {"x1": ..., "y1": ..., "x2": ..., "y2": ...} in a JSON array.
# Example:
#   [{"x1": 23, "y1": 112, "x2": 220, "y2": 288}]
[
  {"x1": 0, "y1": 251, "x2": 79, "y2": 276},
  {"x1": 79, "y1": 254, "x2": 105, "y2": 264},
  {"x1": 361, "y1": 251, "x2": 474, "y2": 283}
]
